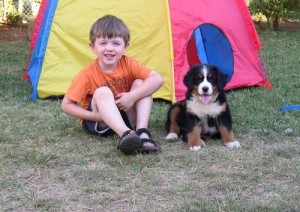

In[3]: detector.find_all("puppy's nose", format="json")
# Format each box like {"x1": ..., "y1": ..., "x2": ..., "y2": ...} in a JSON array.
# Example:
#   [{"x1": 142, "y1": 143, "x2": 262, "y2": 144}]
[{"x1": 202, "y1": 86, "x2": 209, "y2": 93}]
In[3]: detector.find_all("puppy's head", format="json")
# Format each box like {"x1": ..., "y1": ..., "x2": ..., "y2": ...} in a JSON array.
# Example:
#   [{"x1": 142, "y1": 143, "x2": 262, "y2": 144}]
[{"x1": 184, "y1": 64, "x2": 227, "y2": 104}]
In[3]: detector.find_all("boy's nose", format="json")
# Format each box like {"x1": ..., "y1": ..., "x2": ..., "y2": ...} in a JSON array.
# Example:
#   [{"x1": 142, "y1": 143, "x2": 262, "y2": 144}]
[{"x1": 106, "y1": 44, "x2": 113, "y2": 50}]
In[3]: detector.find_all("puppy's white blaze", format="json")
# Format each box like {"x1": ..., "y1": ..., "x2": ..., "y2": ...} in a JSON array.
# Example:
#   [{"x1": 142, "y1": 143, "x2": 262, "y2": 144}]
[
  {"x1": 189, "y1": 145, "x2": 202, "y2": 151},
  {"x1": 198, "y1": 66, "x2": 213, "y2": 95},
  {"x1": 166, "y1": 132, "x2": 178, "y2": 141},
  {"x1": 225, "y1": 141, "x2": 241, "y2": 149}
]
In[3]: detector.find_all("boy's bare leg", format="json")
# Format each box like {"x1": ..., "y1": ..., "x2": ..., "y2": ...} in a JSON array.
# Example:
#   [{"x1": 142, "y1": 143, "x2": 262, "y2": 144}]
[
  {"x1": 136, "y1": 96, "x2": 156, "y2": 147},
  {"x1": 127, "y1": 80, "x2": 155, "y2": 147},
  {"x1": 135, "y1": 95, "x2": 152, "y2": 131},
  {"x1": 92, "y1": 86, "x2": 131, "y2": 136}
]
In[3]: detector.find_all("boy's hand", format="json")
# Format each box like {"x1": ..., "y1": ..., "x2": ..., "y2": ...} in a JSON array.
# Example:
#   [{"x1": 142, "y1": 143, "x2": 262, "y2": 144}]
[{"x1": 115, "y1": 92, "x2": 135, "y2": 111}]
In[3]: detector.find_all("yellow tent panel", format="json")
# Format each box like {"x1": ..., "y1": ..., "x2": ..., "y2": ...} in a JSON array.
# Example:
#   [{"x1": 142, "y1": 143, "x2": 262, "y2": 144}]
[{"x1": 38, "y1": 0, "x2": 175, "y2": 102}]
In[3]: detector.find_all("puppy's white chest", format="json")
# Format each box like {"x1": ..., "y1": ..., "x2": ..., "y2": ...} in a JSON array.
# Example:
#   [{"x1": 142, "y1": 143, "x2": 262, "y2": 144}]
[{"x1": 187, "y1": 98, "x2": 225, "y2": 118}]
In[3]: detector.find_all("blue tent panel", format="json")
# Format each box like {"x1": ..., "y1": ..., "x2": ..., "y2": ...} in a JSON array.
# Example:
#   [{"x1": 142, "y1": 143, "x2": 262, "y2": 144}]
[
  {"x1": 27, "y1": 0, "x2": 58, "y2": 100},
  {"x1": 195, "y1": 24, "x2": 234, "y2": 82},
  {"x1": 194, "y1": 28, "x2": 208, "y2": 63}
]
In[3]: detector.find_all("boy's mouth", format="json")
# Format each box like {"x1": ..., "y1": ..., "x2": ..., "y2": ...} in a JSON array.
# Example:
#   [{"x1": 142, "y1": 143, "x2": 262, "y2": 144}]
[{"x1": 104, "y1": 54, "x2": 115, "y2": 59}]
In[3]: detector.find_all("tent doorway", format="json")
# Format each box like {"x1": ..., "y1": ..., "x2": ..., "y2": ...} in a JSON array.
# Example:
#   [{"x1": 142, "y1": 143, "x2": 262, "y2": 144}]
[{"x1": 187, "y1": 24, "x2": 234, "y2": 82}]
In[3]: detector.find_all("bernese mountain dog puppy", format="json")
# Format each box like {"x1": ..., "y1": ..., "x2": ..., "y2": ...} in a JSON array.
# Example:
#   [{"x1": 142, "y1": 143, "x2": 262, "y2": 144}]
[{"x1": 165, "y1": 64, "x2": 241, "y2": 151}]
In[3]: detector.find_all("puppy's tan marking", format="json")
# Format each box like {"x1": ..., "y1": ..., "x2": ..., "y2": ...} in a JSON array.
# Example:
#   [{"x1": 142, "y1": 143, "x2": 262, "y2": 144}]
[
  {"x1": 168, "y1": 106, "x2": 180, "y2": 135},
  {"x1": 219, "y1": 124, "x2": 235, "y2": 143},
  {"x1": 219, "y1": 124, "x2": 241, "y2": 148},
  {"x1": 187, "y1": 125, "x2": 205, "y2": 150}
]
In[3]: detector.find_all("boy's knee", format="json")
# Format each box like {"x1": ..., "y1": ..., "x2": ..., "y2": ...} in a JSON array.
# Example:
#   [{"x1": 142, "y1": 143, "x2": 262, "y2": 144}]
[{"x1": 94, "y1": 86, "x2": 113, "y2": 96}]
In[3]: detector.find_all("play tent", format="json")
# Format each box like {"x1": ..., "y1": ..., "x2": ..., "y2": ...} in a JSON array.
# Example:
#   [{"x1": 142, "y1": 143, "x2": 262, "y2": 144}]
[{"x1": 25, "y1": 0, "x2": 272, "y2": 102}]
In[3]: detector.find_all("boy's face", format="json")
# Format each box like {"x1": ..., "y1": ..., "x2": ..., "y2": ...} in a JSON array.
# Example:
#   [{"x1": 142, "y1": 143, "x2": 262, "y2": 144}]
[{"x1": 90, "y1": 36, "x2": 128, "y2": 71}]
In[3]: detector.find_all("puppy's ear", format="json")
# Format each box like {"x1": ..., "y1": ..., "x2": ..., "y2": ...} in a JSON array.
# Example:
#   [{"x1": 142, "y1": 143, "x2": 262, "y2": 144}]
[
  {"x1": 183, "y1": 67, "x2": 195, "y2": 89},
  {"x1": 216, "y1": 67, "x2": 227, "y2": 91}
]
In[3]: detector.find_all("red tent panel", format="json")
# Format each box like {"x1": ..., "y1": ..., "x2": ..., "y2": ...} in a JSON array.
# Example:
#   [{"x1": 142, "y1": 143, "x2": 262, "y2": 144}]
[
  {"x1": 23, "y1": 0, "x2": 48, "y2": 79},
  {"x1": 169, "y1": 0, "x2": 271, "y2": 101}
]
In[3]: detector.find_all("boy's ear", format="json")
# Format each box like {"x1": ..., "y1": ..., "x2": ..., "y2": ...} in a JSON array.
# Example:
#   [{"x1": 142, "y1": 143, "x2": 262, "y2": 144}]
[{"x1": 89, "y1": 42, "x2": 96, "y2": 53}]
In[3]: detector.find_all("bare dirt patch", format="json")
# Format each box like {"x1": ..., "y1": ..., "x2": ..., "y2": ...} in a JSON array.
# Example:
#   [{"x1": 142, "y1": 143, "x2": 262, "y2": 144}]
[
  {"x1": 0, "y1": 23, "x2": 31, "y2": 43},
  {"x1": 255, "y1": 20, "x2": 300, "y2": 31}
]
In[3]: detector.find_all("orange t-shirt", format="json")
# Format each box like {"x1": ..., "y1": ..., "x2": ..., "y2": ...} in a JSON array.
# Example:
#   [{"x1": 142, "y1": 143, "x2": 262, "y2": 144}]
[{"x1": 65, "y1": 55, "x2": 151, "y2": 111}]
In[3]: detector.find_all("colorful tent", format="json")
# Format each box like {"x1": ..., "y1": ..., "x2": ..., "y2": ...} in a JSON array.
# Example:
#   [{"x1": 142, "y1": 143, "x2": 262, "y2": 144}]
[
  {"x1": 26, "y1": 0, "x2": 272, "y2": 102},
  {"x1": 23, "y1": 0, "x2": 48, "y2": 80}
]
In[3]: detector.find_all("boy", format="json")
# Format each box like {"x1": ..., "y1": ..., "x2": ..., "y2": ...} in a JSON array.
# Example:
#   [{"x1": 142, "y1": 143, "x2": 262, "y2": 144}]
[{"x1": 61, "y1": 15, "x2": 164, "y2": 155}]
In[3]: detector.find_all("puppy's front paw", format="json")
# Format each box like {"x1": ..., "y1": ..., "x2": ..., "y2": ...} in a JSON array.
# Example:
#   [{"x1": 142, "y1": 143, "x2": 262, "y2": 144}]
[
  {"x1": 200, "y1": 139, "x2": 206, "y2": 147},
  {"x1": 189, "y1": 139, "x2": 205, "y2": 151},
  {"x1": 225, "y1": 141, "x2": 241, "y2": 149},
  {"x1": 189, "y1": 145, "x2": 202, "y2": 151},
  {"x1": 165, "y1": 132, "x2": 178, "y2": 141}
]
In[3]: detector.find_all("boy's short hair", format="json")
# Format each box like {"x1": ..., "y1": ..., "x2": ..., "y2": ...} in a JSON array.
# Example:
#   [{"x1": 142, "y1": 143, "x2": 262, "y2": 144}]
[{"x1": 90, "y1": 15, "x2": 130, "y2": 45}]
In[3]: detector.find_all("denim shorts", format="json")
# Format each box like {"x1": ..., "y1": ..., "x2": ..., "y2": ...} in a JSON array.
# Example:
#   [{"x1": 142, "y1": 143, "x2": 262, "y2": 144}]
[{"x1": 82, "y1": 103, "x2": 133, "y2": 137}]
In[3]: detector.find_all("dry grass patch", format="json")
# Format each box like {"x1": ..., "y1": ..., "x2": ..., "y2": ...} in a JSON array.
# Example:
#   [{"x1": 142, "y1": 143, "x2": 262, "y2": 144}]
[{"x1": 0, "y1": 29, "x2": 299, "y2": 211}]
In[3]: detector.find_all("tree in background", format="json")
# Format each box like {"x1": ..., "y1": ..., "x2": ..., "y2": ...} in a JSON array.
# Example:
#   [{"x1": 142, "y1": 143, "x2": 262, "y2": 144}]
[
  {"x1": 1, "y1": 0, "x2": 7, "y2": 21},
  {"x1": 284, "y1": 0, "x2": 300, "y2": 19},
  {"x1": 1, "y1": 0, "x2": 20, "y2": 25},
  {"x1": 249, "y1": 0, "x2": 300, "y2": 30}
]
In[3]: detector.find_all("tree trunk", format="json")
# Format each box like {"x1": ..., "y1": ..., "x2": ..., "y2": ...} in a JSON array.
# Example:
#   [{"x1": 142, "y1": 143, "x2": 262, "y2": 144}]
[
  {"x1": 2, "y1": 0, "x2": 7, "y2": 21},
  {"x1": 272, "y1": 18, "x2": 280, "y2": 31},
  {"x1": 18, "y1": 0, "x2": 23, "y2": 24}
]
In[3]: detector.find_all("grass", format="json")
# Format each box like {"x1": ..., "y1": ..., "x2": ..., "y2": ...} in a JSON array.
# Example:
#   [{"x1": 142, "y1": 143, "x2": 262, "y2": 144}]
[{"x1": 0, "y1": 29, "x2": 299, "y2": 211}]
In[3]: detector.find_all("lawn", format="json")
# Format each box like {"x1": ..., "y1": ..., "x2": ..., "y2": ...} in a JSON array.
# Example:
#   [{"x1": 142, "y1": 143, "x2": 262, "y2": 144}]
[{"x1": 0, "y1": 28, "x2": 299, "y2": 211}]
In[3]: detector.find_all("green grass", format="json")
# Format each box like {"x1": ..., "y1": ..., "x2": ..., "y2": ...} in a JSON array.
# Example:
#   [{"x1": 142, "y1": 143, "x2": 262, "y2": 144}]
[{"x1": 0, "y1": 30, "x2": 299, "y2": 211}]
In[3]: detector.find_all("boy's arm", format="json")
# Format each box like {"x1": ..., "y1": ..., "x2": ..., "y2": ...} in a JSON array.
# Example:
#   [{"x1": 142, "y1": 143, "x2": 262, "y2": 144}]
[
  {"x1": 115, "y1": 70, "x2": 164, "y2": 111},
  {"x1": 61, "y1": 96, "x2": 99, "y2": 121},
  {"x1": 132, "y1": 70, "x2": 164, "y2": 99}
]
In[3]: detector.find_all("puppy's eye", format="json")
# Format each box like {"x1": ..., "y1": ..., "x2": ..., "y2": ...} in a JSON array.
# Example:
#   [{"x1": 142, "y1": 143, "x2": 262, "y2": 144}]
[
  {"x1": 207, "y1": 75, "x2": 214, "y2": 80},
  {"x1": 207, "y1": 75, "x2": 216, "y2": 83},
  {"x1": 196, "y1": 75, "x2": 204, "y2": 82}
]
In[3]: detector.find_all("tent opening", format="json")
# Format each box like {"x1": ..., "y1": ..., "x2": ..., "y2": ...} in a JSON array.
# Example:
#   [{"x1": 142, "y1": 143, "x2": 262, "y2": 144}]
[{"x1": 187, "y1": 23, "x2": 234, "y2": 83}]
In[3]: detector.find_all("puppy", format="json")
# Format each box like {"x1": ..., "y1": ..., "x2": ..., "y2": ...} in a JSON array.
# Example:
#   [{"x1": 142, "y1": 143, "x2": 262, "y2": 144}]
[{"x1": 165, "y1": 64, "x2": 241, "y2": 151}]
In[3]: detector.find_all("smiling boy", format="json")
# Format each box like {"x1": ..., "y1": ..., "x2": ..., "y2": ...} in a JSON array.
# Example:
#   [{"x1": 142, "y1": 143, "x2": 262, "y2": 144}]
[{"x1": 61, "y1": 15, "x2": 164, "y2": 154}]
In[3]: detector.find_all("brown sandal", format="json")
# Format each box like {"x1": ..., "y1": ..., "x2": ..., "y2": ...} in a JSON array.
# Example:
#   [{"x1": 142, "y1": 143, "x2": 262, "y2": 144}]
[
  {"x1": 136, "y1": 128, "x2": 159, "y2": 154},
  {"x1": 118, "y1": 130, "x2": 141, "y2": 155}
]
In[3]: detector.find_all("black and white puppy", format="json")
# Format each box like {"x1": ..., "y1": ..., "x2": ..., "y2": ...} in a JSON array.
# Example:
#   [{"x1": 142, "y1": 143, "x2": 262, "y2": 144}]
[{"x1": 165, "y1": 64, "x2": 241, "y2": 151}]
